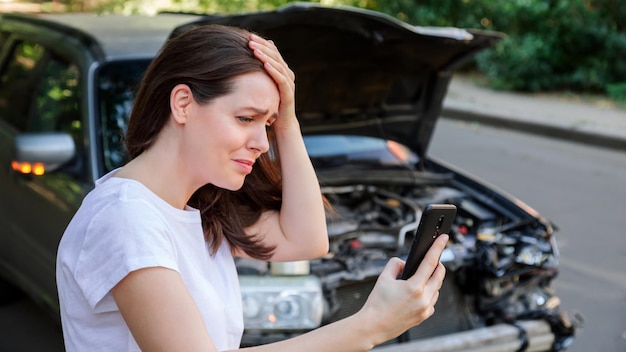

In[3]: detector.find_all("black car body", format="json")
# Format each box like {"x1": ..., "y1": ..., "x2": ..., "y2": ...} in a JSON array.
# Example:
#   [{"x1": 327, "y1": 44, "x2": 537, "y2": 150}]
[{"x1": 0, "y1": 3, "x2": 576, "y2": 351}]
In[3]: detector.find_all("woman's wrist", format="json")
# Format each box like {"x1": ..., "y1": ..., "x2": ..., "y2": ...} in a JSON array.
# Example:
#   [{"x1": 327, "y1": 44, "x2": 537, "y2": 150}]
[
  {"x1": 348, "y1": 309, "x2": 386, "y2": 350},
  {"x1": 272, "y1": 115, "x2": 301, "y2": 137}
]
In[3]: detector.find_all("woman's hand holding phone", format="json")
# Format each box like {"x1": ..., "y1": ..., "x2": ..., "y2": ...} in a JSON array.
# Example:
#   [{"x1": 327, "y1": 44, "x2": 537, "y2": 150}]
[
  {"x1": 354, "y1": 232, "x2": 448, "y2": 346},
  {"x1": 400, "y1": 204, "x2": 456, "y2": 280}
]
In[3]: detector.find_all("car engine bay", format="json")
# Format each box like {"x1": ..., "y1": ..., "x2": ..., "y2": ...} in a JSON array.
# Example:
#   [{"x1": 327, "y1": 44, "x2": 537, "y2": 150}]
[{"x1": 238, "y1": 164, "x2": 577, "y2": 349}]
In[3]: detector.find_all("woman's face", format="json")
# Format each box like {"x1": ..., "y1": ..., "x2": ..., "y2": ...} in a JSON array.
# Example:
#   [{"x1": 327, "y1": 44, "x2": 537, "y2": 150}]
[{"x1": 183, "y1": 71, "x2": 279, "y2": 191}]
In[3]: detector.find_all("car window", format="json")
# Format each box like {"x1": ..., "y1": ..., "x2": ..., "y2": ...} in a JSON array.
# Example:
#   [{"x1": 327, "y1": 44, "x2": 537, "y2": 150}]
[
  {"x1": 0, "y1": 40, "x2": 45, "y2": 131},
  {"x1": 29, "y1": 54, "x2": 81, "y2": 135},
  {"x1": 0, "y1": 39, "x2": 86, "y2": 180},
  {"x1": 97, "y1": 60, "x2": 149, "y2": 172},
  {"x1": 0, "y1": 39, "x2": 82, "y2": 134}
]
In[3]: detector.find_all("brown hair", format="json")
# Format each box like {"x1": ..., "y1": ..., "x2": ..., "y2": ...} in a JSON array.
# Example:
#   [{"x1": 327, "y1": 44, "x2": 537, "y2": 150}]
[{"x1": 125, "y1": 24, "x2": 280, "y2": 259}]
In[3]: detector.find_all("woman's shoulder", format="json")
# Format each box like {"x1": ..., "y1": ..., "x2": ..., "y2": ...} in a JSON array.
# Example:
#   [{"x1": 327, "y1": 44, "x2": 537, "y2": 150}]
[
  {"x1": 59, "y1": 177, "x2": 167, "y2": 251},
  {"x1": 91, "y1": 171, "x2": 200, "y2": 221},
  {"x1": 81, "y1": 176, "x2": 156, "y2": 219},
  {"x1": 59, "y1": 176, "x2": 181, "y2": 268}
]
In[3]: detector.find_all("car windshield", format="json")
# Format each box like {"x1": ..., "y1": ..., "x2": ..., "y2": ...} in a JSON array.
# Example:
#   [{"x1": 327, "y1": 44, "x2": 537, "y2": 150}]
[
  {"x1": 97, "y1": 59, "x2": 150, "y2": 172},
  {"x1": 304, "y1": 135, "x2": 419, "y2": 169}
]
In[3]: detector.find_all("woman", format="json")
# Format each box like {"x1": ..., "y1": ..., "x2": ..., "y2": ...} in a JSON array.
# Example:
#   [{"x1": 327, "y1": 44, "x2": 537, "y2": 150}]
[{"x1": 56, "y1": 24, "x2": 447, "y2": 351}]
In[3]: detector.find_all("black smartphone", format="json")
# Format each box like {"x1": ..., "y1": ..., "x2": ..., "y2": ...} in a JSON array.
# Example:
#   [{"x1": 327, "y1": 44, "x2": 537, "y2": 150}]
[{"x1": 399, "y1": 204, "x2": 456, "y2": 280}]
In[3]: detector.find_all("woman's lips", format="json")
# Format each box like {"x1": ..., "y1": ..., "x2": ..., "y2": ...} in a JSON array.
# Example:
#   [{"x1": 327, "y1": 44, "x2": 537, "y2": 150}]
[{"x1": 233, "y1": 159, "x2": 254, "y2": 174}]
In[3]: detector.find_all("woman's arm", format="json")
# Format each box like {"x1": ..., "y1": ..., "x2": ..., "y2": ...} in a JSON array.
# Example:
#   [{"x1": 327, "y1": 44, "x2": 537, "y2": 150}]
[
  {"x1": 112, "y1": 267, "x2": 218, "y2": 352},
  {"x1": 241, "y1": 34, "x2": 329, "y2": 262},
  {"x1": 112, "y1": 234, "x2": 447, "y2": 352}
]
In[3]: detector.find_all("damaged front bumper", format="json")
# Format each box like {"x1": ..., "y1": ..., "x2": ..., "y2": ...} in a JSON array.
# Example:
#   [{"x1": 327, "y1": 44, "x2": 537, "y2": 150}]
[
  {"x1": 373, "y1": 317, "x2": 578, "y2": 352},
  {"x1": 238, "y1": 240, "x2": 580, "y2": 351}
]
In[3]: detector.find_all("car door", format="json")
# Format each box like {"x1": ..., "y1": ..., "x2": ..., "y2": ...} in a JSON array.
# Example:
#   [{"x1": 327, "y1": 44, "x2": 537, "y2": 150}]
[{"x1": 0, "y1": 36, "x2": 90, "y2": 312}]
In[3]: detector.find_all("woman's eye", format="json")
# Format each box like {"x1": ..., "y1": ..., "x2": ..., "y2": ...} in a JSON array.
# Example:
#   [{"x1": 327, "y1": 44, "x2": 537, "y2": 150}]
[{"x1": 237, "y1": 116, "x2": 254, "y2": 123}]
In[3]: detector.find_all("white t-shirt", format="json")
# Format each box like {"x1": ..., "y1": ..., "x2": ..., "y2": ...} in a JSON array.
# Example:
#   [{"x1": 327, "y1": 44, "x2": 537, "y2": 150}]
[{"x1": 56, "y1": 171, "x2": 244, "y2": 351}]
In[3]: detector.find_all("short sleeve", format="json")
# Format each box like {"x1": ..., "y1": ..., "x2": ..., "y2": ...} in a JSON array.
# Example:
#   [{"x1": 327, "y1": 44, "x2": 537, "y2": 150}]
[{"x1": 74, "y1": 198, "x2": 179, "y2": 313}]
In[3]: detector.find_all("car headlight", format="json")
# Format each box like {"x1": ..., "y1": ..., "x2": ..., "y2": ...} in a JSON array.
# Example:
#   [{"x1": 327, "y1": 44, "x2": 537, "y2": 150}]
[{"x1": 239, "y1": 275, "x2": 323, "y2": 331}]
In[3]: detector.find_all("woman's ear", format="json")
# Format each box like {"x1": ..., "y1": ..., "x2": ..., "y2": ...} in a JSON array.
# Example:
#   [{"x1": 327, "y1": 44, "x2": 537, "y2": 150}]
[{"x1": 170, "y1": 84, "x2": 193, "y2": 125}]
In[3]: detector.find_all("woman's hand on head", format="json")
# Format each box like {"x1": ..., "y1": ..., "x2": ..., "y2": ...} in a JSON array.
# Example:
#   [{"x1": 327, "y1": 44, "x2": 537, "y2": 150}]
[
  {"x1": 241, "y1": 34, "x2": 329, "y2": 264},
  {"x1": 357, "y1": 234, "x2": 448, "y2": 346},
  {"x1": 249, "y1": 34, "x2": 297, "y2": 132}
]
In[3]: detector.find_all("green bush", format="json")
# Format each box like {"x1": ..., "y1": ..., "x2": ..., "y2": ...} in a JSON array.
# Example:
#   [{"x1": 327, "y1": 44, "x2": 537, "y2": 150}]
[
  {"x1": 476, "y1": 34, "x2": 555, "y2": 92},
  {"x1": 374, "y1": 0, "x2": 626, "y2": 95},
  {"x1": 475, "y1": 0, "x2": 626, "y2": 93},
  {"x1": 607, "y1": 82, "x2": 626, "y2": 104}
]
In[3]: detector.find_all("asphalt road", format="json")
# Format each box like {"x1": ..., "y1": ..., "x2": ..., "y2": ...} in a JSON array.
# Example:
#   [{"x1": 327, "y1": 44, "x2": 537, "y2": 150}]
[
  {"x1": 1, "y1": 118, "x2": 625, "y2": 351},
  {"x1": 430, "y1": 118, "x2": 626, "y2": 352}
]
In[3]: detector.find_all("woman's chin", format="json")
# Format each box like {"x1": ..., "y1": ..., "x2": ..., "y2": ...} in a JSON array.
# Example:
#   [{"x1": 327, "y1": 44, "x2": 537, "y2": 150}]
[{"x1": 215, "y1": 179, "x2": 246, "y2": 192}]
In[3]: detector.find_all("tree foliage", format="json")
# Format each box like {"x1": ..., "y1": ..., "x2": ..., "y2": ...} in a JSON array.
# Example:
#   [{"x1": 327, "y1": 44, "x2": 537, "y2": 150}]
[
  {"x1": 61, "y1": 0, "x2": 625, "y2": 96},
  {"x1": 370, "y1": 0, "x2": 626, "y2": 94}
]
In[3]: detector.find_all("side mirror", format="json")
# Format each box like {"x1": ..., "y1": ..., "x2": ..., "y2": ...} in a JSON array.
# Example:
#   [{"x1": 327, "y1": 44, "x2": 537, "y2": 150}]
[{"x1": 12, "y1": 133, "x2": 76, "y2": 175}]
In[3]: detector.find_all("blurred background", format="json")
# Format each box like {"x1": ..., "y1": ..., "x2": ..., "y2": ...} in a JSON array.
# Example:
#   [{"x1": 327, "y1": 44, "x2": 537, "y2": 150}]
[{"x1": 1, "y1": 0, "x2": 625, "y2": 106}]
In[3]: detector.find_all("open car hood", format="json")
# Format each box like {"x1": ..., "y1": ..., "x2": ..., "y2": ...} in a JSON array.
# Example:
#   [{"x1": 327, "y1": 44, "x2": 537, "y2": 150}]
[{"x1": 171, "y1": 3, "x2": 504, "y2": 159}]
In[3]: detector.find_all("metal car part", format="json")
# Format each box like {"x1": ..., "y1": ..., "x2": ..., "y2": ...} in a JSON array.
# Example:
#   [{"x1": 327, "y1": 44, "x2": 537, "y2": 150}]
[
  {"x1": 13, "y1": 133, "x2": 75, "y2": 172},
  {"x1": 239, "y1": 275, "x2": 324, "y2": 331}
]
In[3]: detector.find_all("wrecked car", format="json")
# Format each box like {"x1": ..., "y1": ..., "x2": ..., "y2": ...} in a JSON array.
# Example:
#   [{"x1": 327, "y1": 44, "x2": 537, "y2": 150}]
[{"x1": 0, "y1": 3, "x2": 576, "y2": 351}]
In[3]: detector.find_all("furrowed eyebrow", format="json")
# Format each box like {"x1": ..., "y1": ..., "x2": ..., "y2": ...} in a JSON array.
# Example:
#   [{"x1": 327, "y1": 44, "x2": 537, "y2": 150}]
[
  {"x1": 242, "y1": 107, "x2": 270, "y2": 116},
  {"x1": 241, "y1": 107, "x2": 278, "y2": 121}
]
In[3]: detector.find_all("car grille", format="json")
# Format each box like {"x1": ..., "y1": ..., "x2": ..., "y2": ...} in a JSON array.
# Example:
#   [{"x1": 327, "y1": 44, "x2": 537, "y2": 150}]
[{"x1": 328, "y1": 279, "x2": 376, "y2": 322}]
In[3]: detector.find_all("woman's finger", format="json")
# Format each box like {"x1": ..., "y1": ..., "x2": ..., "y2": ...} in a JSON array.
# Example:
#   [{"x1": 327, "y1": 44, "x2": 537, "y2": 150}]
[
  {"x1": 253, "y1": 49, "x2": 295, "y2": 88},
  {"x1": 407, "y1": 234, "x2": 448, "y2": 287},
  {"x1": 249, "y1": 35, "x2": 295, "y2": 82},
  {"x1": 250, "y1": 35, "x2": 284, "y2": 65},
  {"x1": 249, "y1": 44, "x2": 294, "y2": 91}
]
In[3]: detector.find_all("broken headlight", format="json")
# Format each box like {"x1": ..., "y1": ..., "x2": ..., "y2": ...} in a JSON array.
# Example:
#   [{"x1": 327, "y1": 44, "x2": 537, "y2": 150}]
[{"x1": 239, "y1": 275, "x2": 324, "y2": 331}]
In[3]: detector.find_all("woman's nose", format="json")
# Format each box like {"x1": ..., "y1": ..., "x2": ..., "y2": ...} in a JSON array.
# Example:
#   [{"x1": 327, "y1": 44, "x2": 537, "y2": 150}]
[{"x1": 248, "y1": 125, "x2": 270, "y2": 154}]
